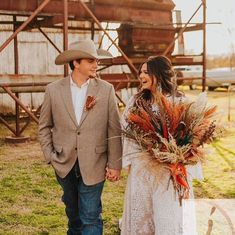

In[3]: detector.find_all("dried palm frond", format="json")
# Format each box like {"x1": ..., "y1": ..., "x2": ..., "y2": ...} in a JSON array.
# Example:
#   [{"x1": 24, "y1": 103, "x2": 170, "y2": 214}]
[{"x1": 122, "y1": 92, "x2": 218, "y2": 204}]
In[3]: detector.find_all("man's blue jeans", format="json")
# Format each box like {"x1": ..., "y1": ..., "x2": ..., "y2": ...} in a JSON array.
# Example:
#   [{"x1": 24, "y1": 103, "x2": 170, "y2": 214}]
[{"x1": 56, "y1": 161, "x2": 104, "y2": 235}]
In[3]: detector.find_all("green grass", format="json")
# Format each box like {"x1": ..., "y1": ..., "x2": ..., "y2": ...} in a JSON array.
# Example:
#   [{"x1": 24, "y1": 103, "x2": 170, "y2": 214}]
[
  {"x1": 0, "y1": 123, "x2": 126, "y2": 234},
  {"x1": 0, "y1": 90, "x2": 234, "y2": 234}
]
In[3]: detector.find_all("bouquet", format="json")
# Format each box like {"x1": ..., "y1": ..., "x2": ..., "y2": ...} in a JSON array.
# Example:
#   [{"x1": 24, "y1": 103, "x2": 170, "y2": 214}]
[{"x1": 123, "y1": 92, "x2": 217, "y2": 204}]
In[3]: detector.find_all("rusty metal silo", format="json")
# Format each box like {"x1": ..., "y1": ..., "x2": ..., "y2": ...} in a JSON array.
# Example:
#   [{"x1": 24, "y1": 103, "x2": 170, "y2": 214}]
[{"x1": 115, "y1": 0, "x2": 175, "y2": 57}]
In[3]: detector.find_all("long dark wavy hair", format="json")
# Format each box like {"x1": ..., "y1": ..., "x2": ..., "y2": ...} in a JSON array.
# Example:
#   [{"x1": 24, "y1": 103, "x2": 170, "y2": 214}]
[{"x1": 135, "y1": 55, "x2": 181, "y2": 102}]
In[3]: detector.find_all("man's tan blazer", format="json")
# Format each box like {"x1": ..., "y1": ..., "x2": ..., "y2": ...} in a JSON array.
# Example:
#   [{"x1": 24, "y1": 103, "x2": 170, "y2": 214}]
[{"x1": 38, "y1": 77, "x2": 122, "y2": 185}]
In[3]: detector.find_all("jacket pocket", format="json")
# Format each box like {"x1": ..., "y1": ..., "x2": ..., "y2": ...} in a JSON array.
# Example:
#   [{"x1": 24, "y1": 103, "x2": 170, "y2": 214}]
[
  {"x1": 95, "y1": 145, "x2": 107, "y2": 154},
  {"x1": 53, "y1": 144, "x2": 63, "y2": 154}
]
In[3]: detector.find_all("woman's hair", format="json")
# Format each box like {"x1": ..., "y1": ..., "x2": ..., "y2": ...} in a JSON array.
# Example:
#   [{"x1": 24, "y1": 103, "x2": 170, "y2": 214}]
[{"x1": 136, "y1": 55, "x2": 180, "y2": 102}]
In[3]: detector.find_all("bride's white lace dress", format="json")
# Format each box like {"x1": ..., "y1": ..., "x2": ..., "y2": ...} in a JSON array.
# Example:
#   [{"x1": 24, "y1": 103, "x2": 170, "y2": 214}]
[{"x1": 120, "y1": 96, "x2": 203, "y2": 235}]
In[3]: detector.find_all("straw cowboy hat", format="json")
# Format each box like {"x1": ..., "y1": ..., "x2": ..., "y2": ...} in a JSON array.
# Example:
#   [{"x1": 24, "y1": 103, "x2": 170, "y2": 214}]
[{"x1": 55, "y1": 39, "x2": 113, "y2": 65}]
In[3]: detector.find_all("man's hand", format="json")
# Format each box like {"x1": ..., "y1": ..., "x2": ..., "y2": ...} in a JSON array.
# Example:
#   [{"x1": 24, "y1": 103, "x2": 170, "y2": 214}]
[{"x1": 105, "y1": 167, "x2": 121, "y2": 182}]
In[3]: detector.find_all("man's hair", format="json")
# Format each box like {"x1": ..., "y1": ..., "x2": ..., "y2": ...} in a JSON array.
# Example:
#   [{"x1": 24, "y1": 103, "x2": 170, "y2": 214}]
[{"x1": 69, "y1": 59, "x2": 81, "y2": 70}]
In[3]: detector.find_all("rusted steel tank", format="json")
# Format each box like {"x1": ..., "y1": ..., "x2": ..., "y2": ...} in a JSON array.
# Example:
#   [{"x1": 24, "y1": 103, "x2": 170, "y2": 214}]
[
  {"x1": 115, "y1": 0, "x2": 175, "y2": 57},
  {"x1": 0, "y1": 0, "x2": 175, "y2": 57},
  {"x1": 117, "y1": 23, "x2": 175, "y2": 57}
]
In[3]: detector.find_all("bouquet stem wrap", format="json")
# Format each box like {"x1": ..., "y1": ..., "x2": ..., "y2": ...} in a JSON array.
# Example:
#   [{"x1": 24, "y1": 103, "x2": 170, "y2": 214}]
[{"x1": 167, "y1": 163, "x2": 189, "y2": 205}]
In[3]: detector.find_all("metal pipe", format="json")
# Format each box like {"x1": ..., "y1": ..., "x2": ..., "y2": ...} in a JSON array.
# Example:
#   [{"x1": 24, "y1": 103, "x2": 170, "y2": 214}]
[
  {"x1": 97, "y1": 65, "x2": 112, "y2": 72},
  {"x1": 163, "y1": 3, "x2": 203, "y2": 56},
  {"x1": 90, "y1": 0, "x2": 95, "y2": 40},
  {"x1": 38, "y1": 27, "x2": 61, "y2": 53},
  {"x1": 0, "y1": 82, "x2": 50, "y2": 87},
  {"x1": 0, "y1": 0, "x2": 51, "y2": 53},
  {"x1": 13, "y1": 16, "x2": 19, "y2": 74},
  {"x1": 227, "y1": 85, "x2": 231, "y2": 122},
  {"x1": 13, "y1": 16, "x2": 20, "y2": 136},
  {"x1": 19, "y1": 118, "x2": 31, "y2": 135},
  {"x1": 0, "y1": 20, "x2": 122, "y2": 31},
  {"x1": 115, "y1": 92, "x2": 126, "y2": 106},
  {"x1": 15, "y1": 92, "x2": 20, "y2": 136},
  {"x1": 0, "y1": 76, "x2": 203, "y2": 88},
  {"x1": 202, "y1": 0, "x2": 207, "y2": 91},
  {"x1": 98, "y1": 23, "x2": 109, "y2": 49},
  {"x1": 78, "y1": 0, "x2": 138, "y2": 75},
  {"x1": 63, "y1": 0, "x2": 68, "y2": 77},
  {"x1": 0, "y1": 79, "x2": 137, "y2": 86},
  {"x1": 2, "y1": 87, "x2": 39, "y2": 123},
  {"x1": 19, "y1": 104, "x2": 42, "y2": 135},
  {"x1": 0, "y1": 116, "x2": 16, "y2": 135},
  {"x1": 107, "y1": 37, "x2": 118, "y2": 50}
]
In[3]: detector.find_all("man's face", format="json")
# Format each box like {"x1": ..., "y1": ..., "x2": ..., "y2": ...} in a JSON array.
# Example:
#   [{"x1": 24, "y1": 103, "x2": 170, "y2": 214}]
[{"x1": 76, "y1": 58, "x2": 99, "y2": 78}]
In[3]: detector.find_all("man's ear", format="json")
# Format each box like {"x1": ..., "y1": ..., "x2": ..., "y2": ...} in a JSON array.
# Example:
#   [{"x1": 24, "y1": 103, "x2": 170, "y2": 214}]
[{"x1": 73, "y1": 60, "x2": 80, "y2": 69}]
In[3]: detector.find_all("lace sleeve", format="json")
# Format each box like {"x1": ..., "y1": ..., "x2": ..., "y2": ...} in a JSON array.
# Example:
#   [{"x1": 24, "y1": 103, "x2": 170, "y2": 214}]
[
  {"x1": 186, "y1": 162, "x2": 204, "y2": 181},
  {"x1": 121, "y1": 96, "x2": 141, "y2": 168}
]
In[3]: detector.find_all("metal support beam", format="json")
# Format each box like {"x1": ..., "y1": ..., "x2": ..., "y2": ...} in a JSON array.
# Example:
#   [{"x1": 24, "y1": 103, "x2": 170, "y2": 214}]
[
  {"x1": 0, "y1": 73, "x2": 139, "y2": 91},
  {"x1": 0, "y1": 1, "x2": 174, "y2": 24},
  {"x1": 1, "y1": 87, "x2": 39, "y2": 124},
  {"x1": 19, "y1": 105, "x2": 42, "y2": 135},
  {"x1": 13, "y1": 15, "x2": 21, "y2": 138},
  {"x1": 98, "y1": 23, "x2": 109, "y2": 49},
  {"x1": 0, "y1": 0, "x2": 51, "y2": 53},
  {"x1": 63, "y1": 0, "x2": 68, "y2": 77},
  {"x1": 13, "y1": 16, "x2": 19, "y2": 75},
  {"x1": 0, "y1": 116, "x2": 16, "y2": 135},
  {"x1": 163, "y1": 3, "x2": 203, "y2": 56},
  {"x1": 78, "y1": 0, "x2": 138, "y2": 76},
  {"x1": 38, "y1": 27, "x2": 61, "y2": 53},
  {"x1": 15, "y1": 92, "x2": 20, "y2": 136},
  {"x1": 35, "y1": 15, "x2": 63, "y2": 28},
  {"x1": 90, "y1": 0, "x2": 95, "y2": 40},
  {"x1": 115, "y1": 92, "x2": 126, "y2": 107},
  {"x1": 202, "y1": 0, "x2": 207, "y2": 91}
]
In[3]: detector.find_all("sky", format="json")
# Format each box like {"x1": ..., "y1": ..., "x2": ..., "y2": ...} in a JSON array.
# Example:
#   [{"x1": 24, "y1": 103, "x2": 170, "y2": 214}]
[{"x1": 173, "y1": 0, "x2": 235, "y2": 56}]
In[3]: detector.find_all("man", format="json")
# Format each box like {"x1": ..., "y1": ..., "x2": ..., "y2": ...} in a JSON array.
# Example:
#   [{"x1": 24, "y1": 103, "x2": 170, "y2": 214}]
[{"x1": 38, "y1": 39, "x2": 122, "y2": 235}]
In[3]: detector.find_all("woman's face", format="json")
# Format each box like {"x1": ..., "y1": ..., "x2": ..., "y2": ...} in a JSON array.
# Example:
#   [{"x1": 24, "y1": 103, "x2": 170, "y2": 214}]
[{"x1": 139, "y1": 63, "x2": 156, "y2": 91}]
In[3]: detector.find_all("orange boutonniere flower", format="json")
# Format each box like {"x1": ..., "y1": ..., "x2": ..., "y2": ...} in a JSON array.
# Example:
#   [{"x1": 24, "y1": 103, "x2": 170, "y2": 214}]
[{"x1": 85, "y1": 95, "x2": 96, "y2": 111}]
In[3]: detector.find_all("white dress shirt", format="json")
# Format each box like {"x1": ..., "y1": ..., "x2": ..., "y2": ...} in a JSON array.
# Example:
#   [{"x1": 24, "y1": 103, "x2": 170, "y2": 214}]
[{"x1": 70, "y1": 75, "x2": 90, "y2": 124}]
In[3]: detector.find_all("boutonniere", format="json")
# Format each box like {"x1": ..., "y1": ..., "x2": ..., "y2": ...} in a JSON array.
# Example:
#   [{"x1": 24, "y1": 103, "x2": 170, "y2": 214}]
[{"x1": 85, "y1": 95, "x2": 96, "y2": 111}]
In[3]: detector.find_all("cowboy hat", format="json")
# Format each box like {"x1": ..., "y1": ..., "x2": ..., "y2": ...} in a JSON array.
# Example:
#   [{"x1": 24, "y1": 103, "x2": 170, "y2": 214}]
[{"x1": 55, "y1": 39, "x2": 113, "y2": 65}]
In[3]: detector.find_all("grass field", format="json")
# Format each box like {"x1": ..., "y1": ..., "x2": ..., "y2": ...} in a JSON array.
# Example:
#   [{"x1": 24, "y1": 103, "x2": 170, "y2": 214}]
[{"x1": 0, "y1": 89, "x2": 234, "y2": 234}]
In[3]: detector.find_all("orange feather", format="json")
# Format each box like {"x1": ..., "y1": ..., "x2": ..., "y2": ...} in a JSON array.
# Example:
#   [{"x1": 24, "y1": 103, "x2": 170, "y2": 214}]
[
  {"x1": 204, "y1": 106, "x2": 217, "y2": 118},
  {"x1": 128, "y1": 113, "x2": 155, "y2": 132}
]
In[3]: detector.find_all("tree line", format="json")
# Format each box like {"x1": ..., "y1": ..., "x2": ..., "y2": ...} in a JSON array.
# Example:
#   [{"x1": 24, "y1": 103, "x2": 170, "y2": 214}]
[{"x1": 207, "y1": 54, "x2": 235, "y2": 69}]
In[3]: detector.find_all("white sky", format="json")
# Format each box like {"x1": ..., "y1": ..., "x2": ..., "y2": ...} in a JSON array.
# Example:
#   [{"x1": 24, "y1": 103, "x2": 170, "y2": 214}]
[{"x1": 173, "y1": 0, "x2": 235, "y2": 56}]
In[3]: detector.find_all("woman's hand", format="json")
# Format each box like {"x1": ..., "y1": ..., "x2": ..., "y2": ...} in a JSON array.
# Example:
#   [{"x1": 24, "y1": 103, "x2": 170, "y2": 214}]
[{"x1": 105, "y1": 167, "x2": 121, "y2": 182}]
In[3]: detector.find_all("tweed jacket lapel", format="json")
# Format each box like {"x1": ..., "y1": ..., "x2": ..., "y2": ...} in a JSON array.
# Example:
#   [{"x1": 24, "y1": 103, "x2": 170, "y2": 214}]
[
  {"x1": 60, "y1": 76, "x2": 79, "y2": 127},
  {"x1": 79, "y1": 78, "x2": 99, "y2": 126}
]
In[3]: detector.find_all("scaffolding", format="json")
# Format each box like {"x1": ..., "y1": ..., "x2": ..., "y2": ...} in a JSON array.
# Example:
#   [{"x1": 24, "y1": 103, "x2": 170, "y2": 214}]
[{"x1": 0, "y1": 0, "x2": 207, "y2": 141}]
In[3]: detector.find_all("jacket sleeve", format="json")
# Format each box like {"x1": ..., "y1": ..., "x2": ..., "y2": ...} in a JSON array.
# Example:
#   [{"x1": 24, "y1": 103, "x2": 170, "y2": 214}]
[
  {"x1": 38, "y1": 85, "x2": 54, "y2": 163},
  {"x1": 107, "y1": 85, "x2": 122, "y2": 170}
]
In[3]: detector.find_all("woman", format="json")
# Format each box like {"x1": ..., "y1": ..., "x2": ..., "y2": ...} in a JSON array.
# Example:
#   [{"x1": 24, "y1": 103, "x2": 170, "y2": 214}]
[{"x1": 121, "y1": 55, "x2": 202, "y2": 235}]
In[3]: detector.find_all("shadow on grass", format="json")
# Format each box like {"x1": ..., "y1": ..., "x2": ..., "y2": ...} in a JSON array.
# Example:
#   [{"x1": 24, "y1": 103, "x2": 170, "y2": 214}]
[{"x1": 212, "y1": 142, "x2": 235, "y2": 170}]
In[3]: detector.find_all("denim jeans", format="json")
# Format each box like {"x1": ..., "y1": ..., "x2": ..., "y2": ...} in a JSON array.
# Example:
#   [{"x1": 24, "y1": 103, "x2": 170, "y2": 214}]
[{"x1": 56, "y1": 161, "x2": 104, "y2": 235}]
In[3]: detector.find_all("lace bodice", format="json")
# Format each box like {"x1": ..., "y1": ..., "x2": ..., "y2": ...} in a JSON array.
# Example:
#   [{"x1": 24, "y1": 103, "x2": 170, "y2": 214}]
[{"x1": 120, "y1": 95, "x2": 201, "y2": 235}]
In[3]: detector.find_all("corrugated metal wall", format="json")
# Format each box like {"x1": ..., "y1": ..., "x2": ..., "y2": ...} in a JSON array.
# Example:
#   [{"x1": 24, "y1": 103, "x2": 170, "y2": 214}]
[{"x1": 0, "y1": 22, "x2": 101, "y2": 114}]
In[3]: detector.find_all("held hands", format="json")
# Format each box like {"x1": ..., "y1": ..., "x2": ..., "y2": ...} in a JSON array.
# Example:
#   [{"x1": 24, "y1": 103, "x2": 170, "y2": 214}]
[{"x1": 105, "y1": 167, "x2": 121, "y2": 182}]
